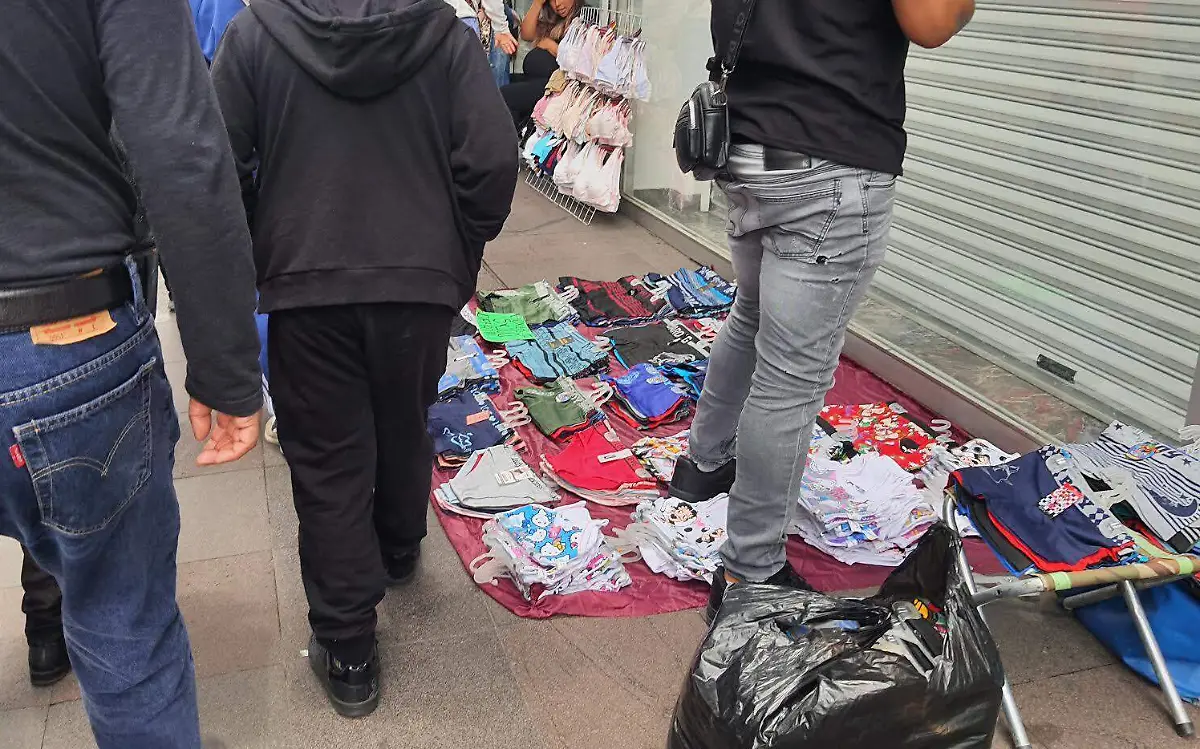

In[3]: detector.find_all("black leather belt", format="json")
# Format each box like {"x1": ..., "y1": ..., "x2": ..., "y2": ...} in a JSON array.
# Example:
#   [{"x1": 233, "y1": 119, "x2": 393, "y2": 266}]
[
  {"x1": 0, "y1": 267, "x2": 134, "y2": 333},
  {"x1": 731, "y1": 138, "x2": 815, "y2": 172}
]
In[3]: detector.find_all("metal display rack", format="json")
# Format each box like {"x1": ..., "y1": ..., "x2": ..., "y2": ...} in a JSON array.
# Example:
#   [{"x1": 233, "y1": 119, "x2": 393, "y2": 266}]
[{"x1": 523, "y1": 5, "x2": 643, "y2": 226}]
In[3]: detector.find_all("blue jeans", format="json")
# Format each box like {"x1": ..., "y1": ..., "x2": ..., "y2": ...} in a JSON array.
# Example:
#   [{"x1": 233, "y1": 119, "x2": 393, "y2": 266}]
[
  {"x1": 689, "y1": 144, "x2": 894, "y2": 581},
  {"x1": 461, "y1": 17, "x2": 512, "y2": 88},
  {"x1": 0, "y1": 262, "x2": 197, "y2": 748}
]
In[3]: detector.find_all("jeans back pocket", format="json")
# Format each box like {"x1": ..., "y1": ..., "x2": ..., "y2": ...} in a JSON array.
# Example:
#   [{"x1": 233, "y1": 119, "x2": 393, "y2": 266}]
[{"x1": 15, "y1": 359, "x2": 157, "y2": 536}]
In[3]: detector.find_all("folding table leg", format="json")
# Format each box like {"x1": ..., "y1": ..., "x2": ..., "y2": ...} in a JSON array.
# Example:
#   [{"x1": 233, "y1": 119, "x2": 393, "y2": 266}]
[
  {"x1": 1120, "y1": 580, "x2": 1196, "y2": 738},
  {"x1": 950, "y1": 531, "x2": 1034, "y2": 749}
]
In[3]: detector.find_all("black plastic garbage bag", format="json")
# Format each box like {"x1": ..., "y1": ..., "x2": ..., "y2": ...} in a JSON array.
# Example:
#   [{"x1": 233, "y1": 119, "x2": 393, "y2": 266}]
[{"x1": 669, "y1": 524, "x2": 1004, "y2": 749}]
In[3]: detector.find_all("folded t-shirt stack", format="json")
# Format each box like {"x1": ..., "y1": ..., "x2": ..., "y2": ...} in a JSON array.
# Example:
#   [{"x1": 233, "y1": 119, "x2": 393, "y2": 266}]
[
  {"x1": 427, "y1": 391, "x2": 515, "y2": 468},
  {"x1": 1063, "y1": 421, "x2": 1200, "y2": 553},
  {"x1": 619, "y1": 495, "x2": 728, "y2": 583},
  {"x1": 438, "y1": 335, "x2": 503, "y2": 400},
  {"x1": 601, "y1": 363, "x2": 692, "y2": 430},
  {"x1": 645, "y1": 267, "x2": 736, "y2": 318},
  {"x1": 477, "y1": 280, "x2": 579, "y2": 326},
  {"x1": 632, "y1": 429, "x2": 689, "y2": 483},
  {"x1": 606, "y1": 319, "x2": 710, "y2": 369},
  {"x1": 541, "y1": 423, "x2": 660, "y2": 506},
  {"x1": 514, "y1": 377, "x2": 606, "y2": 440},
  {"x1": 660, "y1": 359, "x2": 709, "y2": 401},
  {"x1": 472, "y1": 502, "x2": 633, "y2": 600},
  {"x1": 951, "y1": 446, "x2": 1139, "y2": 574},
  {"x1": 820, "y1": 402, "x2": 939, "y2": 472},
  {"x1": 557, "y1": 275, "x2": 668, "y2": 327},
  {"x1": 505, "y1": 321, "x2": 609, "y2": 383},
  {"x1": 433, "y1": 445, "x2": 559, "y2": 519},
  {"x1": 792, "y1": 455, "x2": 940, "y2": 567}
]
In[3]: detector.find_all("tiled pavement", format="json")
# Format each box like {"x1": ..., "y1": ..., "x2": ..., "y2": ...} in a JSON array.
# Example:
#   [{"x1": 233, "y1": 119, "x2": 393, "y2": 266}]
[{"x1": 1, "y1": 185, "x2": 1196, "y2": 748}]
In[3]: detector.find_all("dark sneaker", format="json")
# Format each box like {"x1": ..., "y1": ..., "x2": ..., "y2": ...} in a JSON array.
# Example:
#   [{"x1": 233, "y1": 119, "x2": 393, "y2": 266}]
[
  {"x1": 668, "y1": 457, "x2": 736, "y2": 505},
  {"x1": 704, "y1": 563, "x2": 815, "y2": 624},
  {"x1": 384, "y1": 548, "x2": 421, "y2": 586},
  {"x1": 28, "y1": 638, "x2": 71, "y2": 687},
  {"x1": 308, "y1": 636, "x2": 381, "y2": 718}
]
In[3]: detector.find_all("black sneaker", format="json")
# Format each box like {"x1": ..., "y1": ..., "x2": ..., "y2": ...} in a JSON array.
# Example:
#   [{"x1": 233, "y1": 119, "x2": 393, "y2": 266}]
[
  {"x1": 28, "y1": 637, "x2": 71, "y2": 687},
  {"x1": 307, "y1": 636, "x2": 381, "y2": 718},
  {"x1": 704, "y1": 563, "x2": 815, "y2": 624},
  {"x1": 669, "y1": 457, "x2": 736, "y2": 505},
  {"x1": 384, "y1": 548, "x2": 421, "y2": 586}
]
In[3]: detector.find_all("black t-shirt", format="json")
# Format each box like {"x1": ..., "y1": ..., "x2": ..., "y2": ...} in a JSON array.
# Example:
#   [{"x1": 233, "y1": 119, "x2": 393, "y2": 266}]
[{"x1": 712, "y1": 0, "x2": 910, "y2": 175}]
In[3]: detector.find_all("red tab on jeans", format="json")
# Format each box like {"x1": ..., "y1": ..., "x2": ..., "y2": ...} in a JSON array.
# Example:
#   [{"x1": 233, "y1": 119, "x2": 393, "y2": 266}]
[{"x1": 10, "y1": 444, "x2": 25, "y2": 469}]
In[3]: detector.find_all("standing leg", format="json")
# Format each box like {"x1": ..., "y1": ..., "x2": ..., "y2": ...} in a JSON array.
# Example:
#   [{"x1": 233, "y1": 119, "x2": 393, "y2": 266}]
[
  {"x1": 364, "y1": 304, "x2": 454, "y2": 583},
  {"x1": 686, "y1": 232, "x2": 765, "y2": 471},
  {"x1": 20, "y1": 547, "x2": 69, "y2": 686},
  {"x1": 2, "y1": 305, "x2": 199, "y2": 748},
  {"x1": 269, "y1": 306, "x2": 382, "y2": 716},
  {"x1": 717, "y1": 145, "x2": 893, "y2": 583}
]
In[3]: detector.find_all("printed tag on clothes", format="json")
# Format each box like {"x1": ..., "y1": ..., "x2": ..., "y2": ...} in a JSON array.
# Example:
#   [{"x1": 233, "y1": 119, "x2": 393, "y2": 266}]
[
  {"x1": 1038, "y1": 482, "x2": 1085, "y2": 517},
  {"x1": 30, "y1": 311, "x2": 116, "y2": 345},
  {"x1": 465, "y1": 411, "x2": 491, "y2": 426},
  {"x1": 598, "y1": 449, "x2": 635, "y2": 463}
]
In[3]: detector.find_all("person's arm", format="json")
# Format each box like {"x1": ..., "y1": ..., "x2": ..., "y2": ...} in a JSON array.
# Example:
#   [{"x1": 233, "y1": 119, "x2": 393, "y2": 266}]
[
  {"x1": 210, "y1": 23, "x2": 259, "y2": 232},
  {"x1": 95, "y1": 0, "x2": 261, "y2": 463},
  {"x1": 448, "y1": 26, "x2": 519, "y2": 254},
  {"x1": 535, "y1": 36, "x2": 559, "y2": 56},
  {"x1": 892, "y1": 0, "x2": 975, "y2": 48},
  {"x1": 520, "y1": 0, "x2": 545, "y2": 42},
  {"x1": 488, "y1": 0, "x2": 518, "y2": 57}
]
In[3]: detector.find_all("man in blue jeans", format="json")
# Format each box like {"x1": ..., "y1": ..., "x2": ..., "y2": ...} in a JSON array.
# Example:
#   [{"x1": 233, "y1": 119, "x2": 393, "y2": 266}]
[
  {"x1": 668, "y1": 0, "x2": 975, "y2": 621},
  {"x1": 0, "y1": 0, "x2": 262, "y2": 747}
]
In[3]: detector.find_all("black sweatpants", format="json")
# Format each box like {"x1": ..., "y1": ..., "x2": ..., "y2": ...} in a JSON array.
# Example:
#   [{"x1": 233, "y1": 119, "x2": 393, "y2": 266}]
[
  {"x1": 21, "y1": 546, "x2": 63, "y2": 645},
  {"x1": 268, "y1": 303, "x2": 452, "y2": 664}
]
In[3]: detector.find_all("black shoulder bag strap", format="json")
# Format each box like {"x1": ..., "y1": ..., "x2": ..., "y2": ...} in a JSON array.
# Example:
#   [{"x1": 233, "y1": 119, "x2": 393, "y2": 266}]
[{"x1": 711, "y1": 0, "x2": 759, "y2": 86}]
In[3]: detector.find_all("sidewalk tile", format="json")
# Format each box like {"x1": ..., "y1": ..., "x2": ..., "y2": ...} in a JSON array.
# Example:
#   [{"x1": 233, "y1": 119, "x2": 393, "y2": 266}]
[
  {"x1": 0, "y1": 705, "x2": 46, "y2": 749},
  {"x1": 179, "y1": 551, "x2": 280, "y2": 679},
  {"x1": 176, "y1": 471, "x2": 270, "y2": 564}
]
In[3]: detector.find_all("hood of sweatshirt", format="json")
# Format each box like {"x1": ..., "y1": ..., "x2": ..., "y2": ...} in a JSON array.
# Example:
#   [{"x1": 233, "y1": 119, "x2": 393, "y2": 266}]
[{"x1": 250, "y1": 0, "x2": 459, "y2": 99}]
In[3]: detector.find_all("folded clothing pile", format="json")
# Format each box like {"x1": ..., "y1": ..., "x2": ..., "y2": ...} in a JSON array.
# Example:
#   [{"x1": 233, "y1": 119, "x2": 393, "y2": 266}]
[
  {"x1": 606, "y1": 320, "x2": 710, "y2": 369},
  {"x1": 619, "y1": 495, "x2": 728, "y2": 582},
  {"x1": 438, "y1": 335, "x2": 503, "y2": 400},
  {"x1": 660, "y1": 359, "x2": 709, "y2": 401},
  {"x1": 477, "y1": 281, "x2": 578, "y2": 326},
  {"x1": 504, "y1": 321, "x2": 609, "y2": 383},
  {"x1": 472, "y1": 502, "x2": 633, "y2": 600},
  {"x1": 427, "y1": 391, "x2": 515, "y2": 468},
  {"x1": 514, "y1": 377, "x2": 606, "y2": 440},
  {"x1": 434, "y1": 445, "x2": 559, "y2": 519},
  {"x1": 792, "y1": 455, "x2": 940, "y2": 566},
  {"x1": 951, "y1": 446, "x2": 1139, "y2": 574},
  {"x1": 632, "y1": 429, "x2": 689, "y2": 483},
  {"x1": 541, "y1": 423, "x2": 660, "y2": 506},
  {"x1": 557, "y1": 275, "x2": 668, "y2": 327},
  {"x1": 917, "y1": 438, "x2": 1019, "y2": 487},
  {"x1": 645, "y1": 267, "x2": 735, "y2": 318},
  {"x1": 601, "y1": 363, "x2": 692, "y2": 430},
  {"x1": 820, "y1": 402, "x2": 940, "y2": 472},
  {"x1": 1064, "y1": 421, "x2": 1200, "y2": 553}
]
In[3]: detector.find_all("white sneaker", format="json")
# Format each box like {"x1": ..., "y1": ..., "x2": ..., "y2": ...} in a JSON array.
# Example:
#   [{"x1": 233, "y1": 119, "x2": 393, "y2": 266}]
[{"x1": 264, "y1": 416, "x2": 279, "y2": 446}]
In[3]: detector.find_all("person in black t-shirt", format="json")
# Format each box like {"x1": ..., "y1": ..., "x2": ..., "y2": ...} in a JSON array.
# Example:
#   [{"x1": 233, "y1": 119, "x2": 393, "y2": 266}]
[{"x1": 668, "y1": 0, "x2": 975, "y2": 620}]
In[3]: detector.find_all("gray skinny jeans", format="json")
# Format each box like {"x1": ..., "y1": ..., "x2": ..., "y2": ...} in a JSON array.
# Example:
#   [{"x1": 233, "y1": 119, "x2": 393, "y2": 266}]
[{"x1": 689, "y1": 144, "x2": 895, "y2": 582}]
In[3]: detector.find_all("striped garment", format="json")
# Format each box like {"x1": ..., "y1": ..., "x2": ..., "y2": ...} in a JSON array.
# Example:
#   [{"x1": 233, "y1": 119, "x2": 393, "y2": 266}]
[{"x1": 1064, "y1": 422, "x2": 1200, "y2": 553}]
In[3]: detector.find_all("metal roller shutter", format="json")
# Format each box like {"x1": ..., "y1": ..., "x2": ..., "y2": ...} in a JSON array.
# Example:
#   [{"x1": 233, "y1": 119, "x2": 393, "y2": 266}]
[{"x1": 872, "y1": 0, "x2": 1200, "y2": 438}]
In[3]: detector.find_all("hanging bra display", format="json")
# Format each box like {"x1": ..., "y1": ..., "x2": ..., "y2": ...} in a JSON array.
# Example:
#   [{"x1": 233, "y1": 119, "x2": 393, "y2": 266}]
[
  {"x1": 556, "y1": 20, "x2": 651, "y2": 102},
  {"x1": 521, "y1": 17, "x2": 647, "y2": 215}
]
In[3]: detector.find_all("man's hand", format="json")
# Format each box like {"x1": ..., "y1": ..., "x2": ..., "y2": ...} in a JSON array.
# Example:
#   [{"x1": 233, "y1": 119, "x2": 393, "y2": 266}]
[
  {"x1": 495, "y1": 32, "x2": 518, "y2": 56},
  {"x1": 189, "y1": 398, "x2": 261, "y2": 466}
]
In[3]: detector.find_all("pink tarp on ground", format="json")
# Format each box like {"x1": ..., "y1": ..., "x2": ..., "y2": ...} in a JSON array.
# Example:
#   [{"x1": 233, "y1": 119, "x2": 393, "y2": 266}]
[{"x1": 432, "y1": 338, "x2": 1005, "y2": 620}]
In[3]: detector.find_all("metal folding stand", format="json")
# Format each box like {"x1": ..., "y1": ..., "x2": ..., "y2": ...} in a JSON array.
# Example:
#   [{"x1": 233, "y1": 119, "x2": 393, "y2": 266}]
[{"x1": 942, "y1": 494, "x2": 1198, "y2": 747}]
